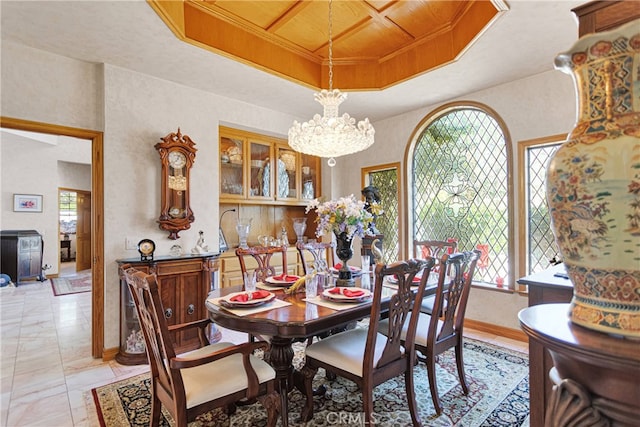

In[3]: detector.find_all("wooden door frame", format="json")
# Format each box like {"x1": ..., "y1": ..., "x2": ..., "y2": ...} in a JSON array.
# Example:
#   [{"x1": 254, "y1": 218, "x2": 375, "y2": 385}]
[{"x1": 1, "y1": 116, "x2": 104, "y2": 359}]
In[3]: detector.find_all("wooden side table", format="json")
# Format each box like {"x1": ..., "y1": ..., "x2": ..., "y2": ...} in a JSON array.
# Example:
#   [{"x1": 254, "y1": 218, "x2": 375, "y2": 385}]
[
  {"x1": 517, "y1": 264, "x2": 573, "y2": 427},
  {"x1": 519, "y1": 304, "x2": 640, "y2": 426}
]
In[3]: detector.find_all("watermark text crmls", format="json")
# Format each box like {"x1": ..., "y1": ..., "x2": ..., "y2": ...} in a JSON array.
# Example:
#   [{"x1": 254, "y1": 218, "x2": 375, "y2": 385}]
[{"x1": 325, "y1": 411, "x2": 410, "y2": 426}]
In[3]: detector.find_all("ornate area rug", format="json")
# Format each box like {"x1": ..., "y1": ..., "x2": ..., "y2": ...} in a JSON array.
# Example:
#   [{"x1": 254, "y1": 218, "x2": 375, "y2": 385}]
[
  {"x1": 92, "y1": 338, "x2": 529, "y2": 426},
  {"x1": 50, "y1": 271, "x2": 91, "y2": 296}
]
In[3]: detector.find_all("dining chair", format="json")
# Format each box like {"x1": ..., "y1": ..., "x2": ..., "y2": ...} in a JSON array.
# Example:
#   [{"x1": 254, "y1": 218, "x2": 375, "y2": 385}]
[
  {"x1": 236, "y1": 245, "x2": 290, "y2": 344},
  {"x1": 235, "y1": 245, "x2": 289, "y2": 283},
  {"x1": 379, "y1": 250, "x2": 480, "y2": 415},
  {"x1": 295, "y1": 240, "x2": 335, "y2": 275},
  {"x1": 122, "y1": 267, "x2": 281, "y2": 427},
  {"x1": 298, "y1": 257, "x2": 436, "y2": 425},
  {"x1": 414, "y1": 239, "x2": 458, "y2": 315}
]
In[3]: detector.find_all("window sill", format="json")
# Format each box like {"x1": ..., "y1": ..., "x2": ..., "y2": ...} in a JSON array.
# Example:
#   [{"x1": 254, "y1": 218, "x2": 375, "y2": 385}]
[{"x1": 471, "y1": 281, "x2": 528, "y2": 296}]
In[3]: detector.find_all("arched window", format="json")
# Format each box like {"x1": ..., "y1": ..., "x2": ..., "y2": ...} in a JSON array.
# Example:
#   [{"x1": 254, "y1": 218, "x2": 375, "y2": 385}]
[{"x1": 406, "y1": 102, "x2": 514, "y2": 288}]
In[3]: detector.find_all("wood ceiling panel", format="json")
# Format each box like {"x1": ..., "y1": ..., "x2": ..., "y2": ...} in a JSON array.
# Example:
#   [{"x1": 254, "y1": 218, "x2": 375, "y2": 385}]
[
  {"x1": 273, "y1": 0, "x2": 372, "y2": 52},
  {"x1": 332, "y1": 18, "x2": 414, "y2": 61},
  {"x1": 385, "y1": 0, "x2": 464, "y2": 38},
  {"x1": 203, "y1": 0, "x2": 298, "y2": 29},
  {"x1": 150, "y1": 0, "x2": 506, "y2": 90}
]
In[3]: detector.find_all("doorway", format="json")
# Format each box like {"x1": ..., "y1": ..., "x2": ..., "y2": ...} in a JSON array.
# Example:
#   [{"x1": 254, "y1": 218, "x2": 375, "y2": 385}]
[
  {"x1": 1, "y1": 117, "x2": 104, "y2": 358},
  {"x1": 59, "y1": 189, "x2": 92, "y2": 276}
]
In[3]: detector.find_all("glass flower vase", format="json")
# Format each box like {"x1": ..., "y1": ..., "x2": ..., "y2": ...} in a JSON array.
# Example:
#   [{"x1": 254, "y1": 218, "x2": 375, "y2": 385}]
[
  {"x1": 547, "y1": 20, "x2": 640, "y2": 338},
  {"x1": 335, "y1": 231, "x2": 355, "y2": 287}
]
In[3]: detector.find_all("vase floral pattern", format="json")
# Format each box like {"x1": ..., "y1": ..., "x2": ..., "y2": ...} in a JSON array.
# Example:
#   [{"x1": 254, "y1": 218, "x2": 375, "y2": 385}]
[{"x1": 547, "y1": 20, "x2": 640, "y2": 338}]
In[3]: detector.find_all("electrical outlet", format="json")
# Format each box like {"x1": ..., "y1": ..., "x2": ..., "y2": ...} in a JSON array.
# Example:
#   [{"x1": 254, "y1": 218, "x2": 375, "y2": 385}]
[{"x1": 125, "y1": 238, "x2": 137, "y2": 250}]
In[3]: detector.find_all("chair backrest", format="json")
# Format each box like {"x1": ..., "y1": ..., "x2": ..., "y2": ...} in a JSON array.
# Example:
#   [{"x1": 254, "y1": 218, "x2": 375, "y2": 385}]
[
  {"x1": 428, "y1": 250, "x2": 480, "y2": 350},
  {"x1": 123, "y1": 267, "x2": 185, "y2": 409},
  {"x1": 235, "y1": 245, "x2": 288, "y2": 283},
  {"x1": 368, "y1": 257, "x2": 436, "y2": 369},
  {"x1": 296, "y1": 241, "x2": 335, "y2": 275},
  {"x1": 414, "y1": 239, "x2": 457, "y2": 260}
]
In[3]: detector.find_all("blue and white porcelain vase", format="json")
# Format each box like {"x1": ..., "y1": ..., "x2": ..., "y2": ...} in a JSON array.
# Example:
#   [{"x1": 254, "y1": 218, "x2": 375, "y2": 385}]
[{"x1": 547, "y1": 19, "x2": 640, "y2": 338}]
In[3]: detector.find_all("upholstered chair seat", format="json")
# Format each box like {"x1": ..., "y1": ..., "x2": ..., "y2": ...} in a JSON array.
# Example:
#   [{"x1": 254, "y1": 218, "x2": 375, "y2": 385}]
[
  {"x1": 178, "y1": 342, "x2": 276, "y2": 408},
  {"x1": 304, "y1": 328, "x2": 394, "y2": 377}
]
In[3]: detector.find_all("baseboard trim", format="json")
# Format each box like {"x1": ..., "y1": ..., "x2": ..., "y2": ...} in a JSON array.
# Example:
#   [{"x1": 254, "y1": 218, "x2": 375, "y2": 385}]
[
  {"x1": 465, "y1": 319, "x2": 528, "y2": 342},
  {"x1": 102, "y1": 347, "x2": 119, "y2": 361}
]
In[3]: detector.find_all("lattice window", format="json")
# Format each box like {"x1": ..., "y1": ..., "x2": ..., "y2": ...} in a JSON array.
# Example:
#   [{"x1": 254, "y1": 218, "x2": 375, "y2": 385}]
[
  {"x1": 524, "y1": 141, "x2": 562, "y2": 275},
  {"x1": 368, "y1": 168, "x2": 400, "y2": 264},
  {"x1": 59, "y1": 190, "x2": 77, "y2": 234},
  {"x1": 410, "y1": 105, "x2": 512, "y2": 287}
]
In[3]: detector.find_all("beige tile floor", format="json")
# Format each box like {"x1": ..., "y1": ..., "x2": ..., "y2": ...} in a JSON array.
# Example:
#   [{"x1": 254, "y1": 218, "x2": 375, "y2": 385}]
[{"x1": 0, "y1": 266, "x2": 528, "y2": 426}]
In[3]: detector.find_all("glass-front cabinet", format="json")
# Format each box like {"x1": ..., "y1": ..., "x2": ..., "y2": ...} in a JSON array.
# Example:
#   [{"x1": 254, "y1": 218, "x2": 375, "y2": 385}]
[
  {"x1": 249, "y1": 139, "x2": 273, "y2": 200},
  {"x1": 220, "y1": 134, "x2": 245, "y2": 199},
  {"x1": 219, "y1": 126, "x2": 320, "y2": 205},
  {"x1": 300, "y1": 153, "x2": 317, "y2": 200},
  {"x1": 276, "y1": 145, "x2": 298, "y2": 200}
]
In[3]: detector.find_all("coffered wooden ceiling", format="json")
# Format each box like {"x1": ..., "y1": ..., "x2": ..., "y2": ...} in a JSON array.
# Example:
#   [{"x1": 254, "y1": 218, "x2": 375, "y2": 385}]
[{"x1": 149, "y1": 0, "x2": 506, "y2": 91}]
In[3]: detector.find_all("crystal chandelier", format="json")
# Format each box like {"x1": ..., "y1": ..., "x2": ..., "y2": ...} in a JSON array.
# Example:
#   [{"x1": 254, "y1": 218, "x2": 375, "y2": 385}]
[{"x1": 288, "y1": 0, "x2": 375, "y2": 167}]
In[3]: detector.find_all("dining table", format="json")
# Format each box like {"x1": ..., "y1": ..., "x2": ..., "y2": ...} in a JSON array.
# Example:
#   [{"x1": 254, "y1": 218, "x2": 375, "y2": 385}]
[{"x1": 204, "y1": 273, "x2": 438, "y2": 426}]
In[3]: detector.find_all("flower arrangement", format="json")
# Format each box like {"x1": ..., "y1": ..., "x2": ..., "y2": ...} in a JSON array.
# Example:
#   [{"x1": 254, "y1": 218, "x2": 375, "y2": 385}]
[{"x1": 305, "y1": 194, "x2": 380, "y2": 240}]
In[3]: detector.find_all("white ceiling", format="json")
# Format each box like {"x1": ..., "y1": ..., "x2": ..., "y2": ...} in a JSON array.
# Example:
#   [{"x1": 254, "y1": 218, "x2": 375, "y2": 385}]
[{"x1": 0, "y1": 0, "x2": 584, "y2": 123}]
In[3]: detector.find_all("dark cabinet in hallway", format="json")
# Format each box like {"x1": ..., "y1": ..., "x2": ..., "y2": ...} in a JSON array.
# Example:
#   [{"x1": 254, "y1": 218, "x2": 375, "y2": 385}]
[{"x1": 1, "y1": 230, "x2": 44, "y2": 284}]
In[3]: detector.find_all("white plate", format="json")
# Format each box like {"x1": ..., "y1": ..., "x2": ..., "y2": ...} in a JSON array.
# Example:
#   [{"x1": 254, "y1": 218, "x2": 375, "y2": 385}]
[
  {"x1": 322, "y1": 287, "x2": 371, "y2": 303},
  {"x1": 265, "y1": 275, "x2": 300, "y2": 286},
  {"x1": 220, "y1": 291, "x2": 275, "y2": 308}
]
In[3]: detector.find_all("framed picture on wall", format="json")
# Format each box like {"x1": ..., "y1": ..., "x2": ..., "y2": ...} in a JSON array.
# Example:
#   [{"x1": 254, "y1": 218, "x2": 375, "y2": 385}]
[{"x1": 13, "y1": 194, "x2": 43, "y2": 212}]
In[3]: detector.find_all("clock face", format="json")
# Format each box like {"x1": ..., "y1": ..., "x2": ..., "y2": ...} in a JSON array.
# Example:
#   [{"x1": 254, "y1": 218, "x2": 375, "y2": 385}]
[
  {"x1": 168, "y1": 151, "x2": 187, "y2": 169},
  {"x1": 138, "y1": 239, "x2": 155, "y2": 256}
]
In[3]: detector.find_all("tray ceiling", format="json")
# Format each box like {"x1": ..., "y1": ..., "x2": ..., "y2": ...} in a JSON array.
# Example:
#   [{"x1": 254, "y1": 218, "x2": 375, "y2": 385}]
[{"x1": 150, "y1": 0, "x2": 506, "y2": 91}]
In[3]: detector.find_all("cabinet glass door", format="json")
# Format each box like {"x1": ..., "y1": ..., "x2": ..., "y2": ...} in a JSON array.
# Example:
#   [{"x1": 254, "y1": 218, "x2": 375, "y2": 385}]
[
  {"x1": 220, "y1": 136, "x2": 245, "y2": 198},
  {"x1": 276, "y1": 146, "x2": 297, "y2": 200},
  {"x1": 301, "y1": 154, "x2": 318, "y2": 200},
  {"x1": 249, "y1": 140, "x2": 273, "y2": 199}
]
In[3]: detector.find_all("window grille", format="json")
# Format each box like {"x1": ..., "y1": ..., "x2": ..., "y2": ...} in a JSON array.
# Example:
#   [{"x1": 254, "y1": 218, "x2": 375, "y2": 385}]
[{"x1": 409, "y1": 105, "x2": 512, "y2": 288}]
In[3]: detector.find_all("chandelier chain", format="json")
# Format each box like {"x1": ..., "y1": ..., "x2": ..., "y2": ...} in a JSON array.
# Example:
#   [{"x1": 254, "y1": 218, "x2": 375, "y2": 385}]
[
  {"x1": 287, "y1": 0, "x2": 375, "y2": 165},
  {"x1": 328, "y1": 0, "x2": 333, "y2": 91}
]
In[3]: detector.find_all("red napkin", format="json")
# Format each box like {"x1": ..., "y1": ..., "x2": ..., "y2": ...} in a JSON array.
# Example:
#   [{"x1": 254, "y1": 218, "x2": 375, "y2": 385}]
[
  {"x1": 230, "y1": 290, "x2": 271, "y2": 302},
  {"x1": 333, "y1": 264, "x2": 359, "y2": 271},
  {"x1": 394, "y1": 274, "x2": 421, "y2": 283},
  {"x1": 328, "y1": 287, "x2": 364, "y2": 297},
  {"x1": 272, "y1": 274, "x2": 299, "y2": 282}
]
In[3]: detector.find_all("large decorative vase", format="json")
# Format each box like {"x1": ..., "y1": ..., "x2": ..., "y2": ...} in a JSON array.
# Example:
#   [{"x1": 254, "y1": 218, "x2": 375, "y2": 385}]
[
  {"x1": 547, "y1": 19, "x2": 640, "y2": 338},
  {"x1": 335, "y1": 232, "x2": 355, "y2": 287}
]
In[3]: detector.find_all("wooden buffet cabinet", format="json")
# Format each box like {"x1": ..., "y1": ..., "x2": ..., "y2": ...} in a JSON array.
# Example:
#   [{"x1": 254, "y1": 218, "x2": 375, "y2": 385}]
[{"x1": 116, "y1": 254, "x2": 218, "y2": 365}]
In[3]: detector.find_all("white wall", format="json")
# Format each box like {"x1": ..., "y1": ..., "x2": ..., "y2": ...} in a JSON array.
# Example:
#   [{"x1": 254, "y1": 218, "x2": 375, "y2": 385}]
[{"x1": 2, "y1": 38, "x2": 579, "y2": 348}]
